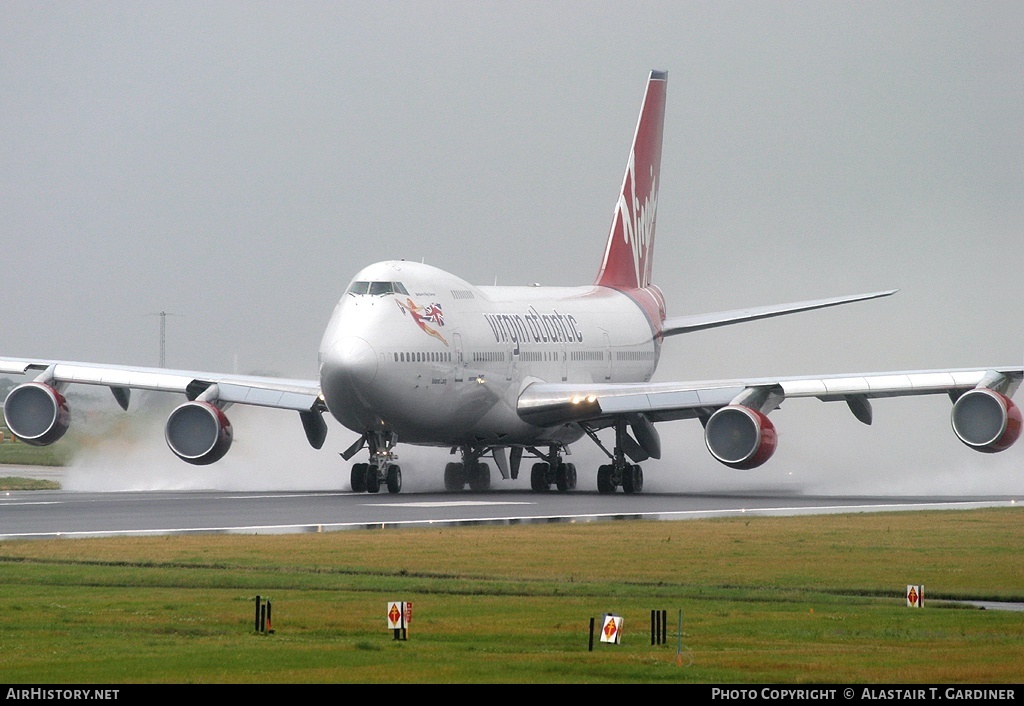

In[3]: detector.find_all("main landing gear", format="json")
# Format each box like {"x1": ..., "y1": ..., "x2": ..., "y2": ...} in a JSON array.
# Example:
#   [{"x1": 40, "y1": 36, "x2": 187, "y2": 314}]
[
  {"x1": 444, "y1": 446, "x2": 491, "y2": 492},
  {"x1": 349, "y1": 431, "x2": 402, "y2": 494},
  {"x1": 596, "y1": 461, "x2": 643, "y2": 494},
  {"x1": 584, "y1": 421, "x2": 647, "y2": 494},
  {"x1": 528, "y1": 446, "x2": 578, "y2": 492}
]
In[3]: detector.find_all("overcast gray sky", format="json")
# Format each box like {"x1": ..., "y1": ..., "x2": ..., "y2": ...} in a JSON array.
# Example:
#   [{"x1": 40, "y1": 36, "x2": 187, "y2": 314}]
[{"x1": 3, "y1": 2, "x2": 1022, "y2": 493}]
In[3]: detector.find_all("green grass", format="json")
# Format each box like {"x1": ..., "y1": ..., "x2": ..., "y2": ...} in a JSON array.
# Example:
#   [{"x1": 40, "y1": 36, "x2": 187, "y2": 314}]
[
  {"x1": 0, "y1": 441, "x2": 71, "y2": 467},
  {"x1": 0, "y1": 507, "x2": 1021, "y2": 682},
  {"x1": 0, "y1": 477, "x2": 61, "y2": 491}
]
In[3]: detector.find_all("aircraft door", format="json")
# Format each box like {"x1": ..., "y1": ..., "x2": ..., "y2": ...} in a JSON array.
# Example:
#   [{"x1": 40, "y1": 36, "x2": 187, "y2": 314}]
[
  {"x1": 453, "y1": 333, "x2": 464, "y2": 383},
  {"x1": 603, "y1": 332, "x2": 612, "y2": 380}
]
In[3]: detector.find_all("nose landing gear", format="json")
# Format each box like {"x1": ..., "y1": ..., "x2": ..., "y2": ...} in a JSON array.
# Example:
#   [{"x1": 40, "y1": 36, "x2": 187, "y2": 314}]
[{"x1": 348, "y1": 431, "x2": 403, "y2": 494}]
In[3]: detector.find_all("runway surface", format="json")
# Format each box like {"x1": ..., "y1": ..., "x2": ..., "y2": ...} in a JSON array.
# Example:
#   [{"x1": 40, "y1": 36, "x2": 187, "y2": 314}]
[{"x1": 1, "y1": 482, "x2": 1018, "y2": 540}]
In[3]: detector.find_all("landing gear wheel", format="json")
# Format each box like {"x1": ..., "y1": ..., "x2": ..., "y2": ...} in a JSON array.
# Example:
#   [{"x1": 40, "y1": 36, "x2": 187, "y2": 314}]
[
  {"x1": 556, "y1": 462, "x2": 577, "y2": 492},
  {"x1": 444, "y1": 462, "x2": 464, "y2": 491},
  {"x1": 531, "y1": 463, "x2": 550, "y2": 492},
  {"x1": 386, "y1": 464, "x2": 402, "y2": 494},
  {"x1": 350, "y1": 463, "x2": 368, "y2": 492},
  {"x1": 365, "y1": 466, "x2": 381, "y2": 493},
  {"x1": 623, "y1": 464, "x2": 643, "y2": 494},
  {"x1": 468, "y1": 462, "x2": 491, "y2": 492},
  {"x1": 597, "y1": 464, "x2": 615, "y2": 494}
]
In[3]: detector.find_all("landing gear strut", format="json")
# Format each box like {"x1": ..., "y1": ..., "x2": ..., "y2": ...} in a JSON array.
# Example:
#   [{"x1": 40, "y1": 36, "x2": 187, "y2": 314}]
[
  {"x1": 586, "y1": 421, "x2": 645, "y2": 494},
  {"x1": 349, "y1": 431, "x2": 403, "y2": 494},
  {"x1": 528, "y1": 446, "x2": 577, "y2": 493},
  {"x1": 444, "y1": 446, "x2": 492, "y2": 492}
]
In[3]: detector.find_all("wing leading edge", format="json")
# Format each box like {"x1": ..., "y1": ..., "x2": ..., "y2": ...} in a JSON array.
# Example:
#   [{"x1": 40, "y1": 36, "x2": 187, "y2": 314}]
[
  {"x1": 0, "y1": 358, "x2": 322, "y2": 411},
  {"x1": 0, "y1": 357, "x2": 326, "y2": 461},
  {"x1": 518, "y1": 366, "x2": 1024, "y2": 467}
]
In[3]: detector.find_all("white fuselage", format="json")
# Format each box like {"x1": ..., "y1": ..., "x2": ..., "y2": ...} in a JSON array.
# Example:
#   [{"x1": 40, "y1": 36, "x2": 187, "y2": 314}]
[{"x1": 318, "y1": 261, "x2": 661, "y2": 447}]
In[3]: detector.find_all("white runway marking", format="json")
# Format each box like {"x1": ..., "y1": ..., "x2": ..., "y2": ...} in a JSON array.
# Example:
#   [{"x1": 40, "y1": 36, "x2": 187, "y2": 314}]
[{"x1": 369, "y1": 500, "x2": 536, "y2": 508}]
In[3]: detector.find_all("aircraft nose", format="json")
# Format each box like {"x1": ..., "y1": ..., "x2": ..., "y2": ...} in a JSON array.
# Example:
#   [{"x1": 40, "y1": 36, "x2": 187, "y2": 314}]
[{"x1": 325, "y1": 336, "x2": 379, "y2": 386}]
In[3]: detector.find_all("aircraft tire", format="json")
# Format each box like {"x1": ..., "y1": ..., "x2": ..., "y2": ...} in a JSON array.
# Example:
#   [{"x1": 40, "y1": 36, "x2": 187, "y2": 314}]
[
  {"x1": 597, "y1": 464, "x2": 615, "y2": 493},
  {"x1": 366, "y1": 466, "x2": 381, "y2": 493},
  {"x1": 623, "y1": 464, "x2": 643, "y2": 494},
  {"x1": 530, "y1": 463, "x2": 549, "y2": 492},
  {"x1": 556, "y1": 462, "x2": 577, "y2": 492},
  {"x1": 386, "y1": 464, "x2": 402, "y2": 494},
  {"x1": 468, "y1": 462, "x2": 491, "y2": 492},
  {"x1": 350, "y1": 463, "x2": 368, "y2": 493},
  {"x1": 444, "y1": 462, "x2": 464, "y2": 491}
]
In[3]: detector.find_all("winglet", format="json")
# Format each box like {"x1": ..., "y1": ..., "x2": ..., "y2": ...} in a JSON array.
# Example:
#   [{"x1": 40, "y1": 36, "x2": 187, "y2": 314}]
[{"x1": 595, "y1": 71, "x2": 668, "y2": 290}]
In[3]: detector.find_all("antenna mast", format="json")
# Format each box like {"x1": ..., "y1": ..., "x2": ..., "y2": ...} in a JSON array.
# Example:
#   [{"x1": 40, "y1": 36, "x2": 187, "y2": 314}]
[{"x1": 145, "y1": 311, "x2": 182, "y2": 368}]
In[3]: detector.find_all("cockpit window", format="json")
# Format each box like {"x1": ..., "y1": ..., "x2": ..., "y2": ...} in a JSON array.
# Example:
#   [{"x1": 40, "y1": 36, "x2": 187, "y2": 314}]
[{"x1": 348, "y1": 281, "x2": 409, "y2": 297}]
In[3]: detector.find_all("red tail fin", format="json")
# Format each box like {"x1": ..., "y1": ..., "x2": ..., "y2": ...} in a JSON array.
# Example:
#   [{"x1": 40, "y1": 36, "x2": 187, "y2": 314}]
[{"x1": 595, "y1": 71, "x2": 667, "y2": 290}]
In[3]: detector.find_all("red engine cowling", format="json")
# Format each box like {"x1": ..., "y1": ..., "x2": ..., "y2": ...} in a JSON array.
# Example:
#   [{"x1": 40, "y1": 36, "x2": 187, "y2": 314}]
[
  {"x1": 164, "y1": 401, "x2": 233, "y2": 465},
  {"x1": 951, "y1": 389, "x2": 1022, "y2": 453},
  {"x1": 705, "y1": 405, "x2": 778, "y2": 470},
  {"x1": 3, "y1": 382, "x2": 71, "y2": 446}
]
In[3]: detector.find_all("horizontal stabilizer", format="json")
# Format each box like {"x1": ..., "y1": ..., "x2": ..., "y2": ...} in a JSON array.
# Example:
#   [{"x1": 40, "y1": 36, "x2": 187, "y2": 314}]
[{"x1": 661, "y1": 289, "x2": 898, "y2": 337}]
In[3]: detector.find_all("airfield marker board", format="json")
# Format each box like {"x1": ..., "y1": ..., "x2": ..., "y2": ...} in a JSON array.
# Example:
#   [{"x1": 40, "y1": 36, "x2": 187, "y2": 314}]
[
  {"x1": 387, "y1": 601, "x2": 411, "y2": 640},
  {"x1": 600, "y1": 614, "x2": 623, "y2": 644},
  {"x1": 907, "y1": 585, "x2": 924, "y2": 607}
]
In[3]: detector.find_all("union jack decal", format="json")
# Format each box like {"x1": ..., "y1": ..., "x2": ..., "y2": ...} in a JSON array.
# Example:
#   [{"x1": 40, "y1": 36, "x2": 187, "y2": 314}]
[
  {"x1": 397, "y1": 297, "x2": 448, "y2": 346},
  {"x1": 422, "y1": 303, "x2": 444, "y2": 326}
]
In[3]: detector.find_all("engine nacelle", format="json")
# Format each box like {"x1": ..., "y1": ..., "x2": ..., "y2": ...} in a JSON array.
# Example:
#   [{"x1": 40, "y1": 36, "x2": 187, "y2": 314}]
[
  {"x1": 705, "y1": 405, "x2": 778, "y2": 470},
  {"x1": 165, "y1": 401, "x2": 233, "y2": 465},
  {"x1": 951, "y1": 388, "x2": 1022, "y2": 453},
  {"x1": 3, "y1": 382, "x2": 70, "y2": 447}
]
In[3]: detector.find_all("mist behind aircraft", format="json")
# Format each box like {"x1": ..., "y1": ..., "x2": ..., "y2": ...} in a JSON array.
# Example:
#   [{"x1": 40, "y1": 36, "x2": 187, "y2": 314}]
[{"x1": 4, "y1": 3, "x2": 1022, "y2": 495}]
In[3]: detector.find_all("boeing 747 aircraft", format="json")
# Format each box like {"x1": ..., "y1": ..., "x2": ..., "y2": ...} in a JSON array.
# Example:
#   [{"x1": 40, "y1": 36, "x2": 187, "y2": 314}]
[{"x1": 2, "y1": 71, "x2": 1020, "y2": 494}]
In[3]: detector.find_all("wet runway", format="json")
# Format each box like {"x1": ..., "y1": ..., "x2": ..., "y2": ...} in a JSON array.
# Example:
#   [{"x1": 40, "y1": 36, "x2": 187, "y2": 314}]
[{"x1": 1, "y1": 481, "x2": 1017, "y2": 540}]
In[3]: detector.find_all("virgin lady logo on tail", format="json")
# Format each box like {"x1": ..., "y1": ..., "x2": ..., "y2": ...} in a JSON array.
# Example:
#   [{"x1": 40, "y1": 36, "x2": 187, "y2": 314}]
[{"x1": 595, "y1": 70, "x2": 667, "y2": 291}]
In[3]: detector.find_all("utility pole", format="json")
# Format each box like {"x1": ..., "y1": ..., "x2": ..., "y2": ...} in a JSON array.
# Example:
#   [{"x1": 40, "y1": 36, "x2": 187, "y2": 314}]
[{"x1": 146, "y1": 311, "x2": 182, "y2": 368}]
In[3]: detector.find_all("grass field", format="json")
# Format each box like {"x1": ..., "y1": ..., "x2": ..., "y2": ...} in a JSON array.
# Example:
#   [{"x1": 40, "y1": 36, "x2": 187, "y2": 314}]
[
  {"x1": 0, "y1": 507, "x2": 1021, "y2": 683},
  {"x1": 0, "y1": 440, "x2": 71, "y2": 467}
]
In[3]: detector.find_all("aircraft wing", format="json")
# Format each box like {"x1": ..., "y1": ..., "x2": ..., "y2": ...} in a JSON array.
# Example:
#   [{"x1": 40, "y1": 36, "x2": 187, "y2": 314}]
[
  {"x1": 0, "y1": 356, "x2": 328, "y2": 459},
  {"x1": 517, "y1": 366, "x2": 1023, "y2": 429},
  {"x1": 0, "y1": 357, "x2": 322, "y2": 412}
]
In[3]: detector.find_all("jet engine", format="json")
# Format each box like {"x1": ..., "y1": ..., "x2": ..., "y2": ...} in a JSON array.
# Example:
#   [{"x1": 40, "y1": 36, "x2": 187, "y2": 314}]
[
  {"x1": 164, "y1": 401, "x2": 233, "y2": 465},
  {"x1": 3, "y1": 382, "x2": 70, "y2": 446},
  {"x1": 705, "y1": 404, "x2": 777, "y2": 469},
  {"x1": 951, "y1": 388, "x2": 1022, "y2": 453}
]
